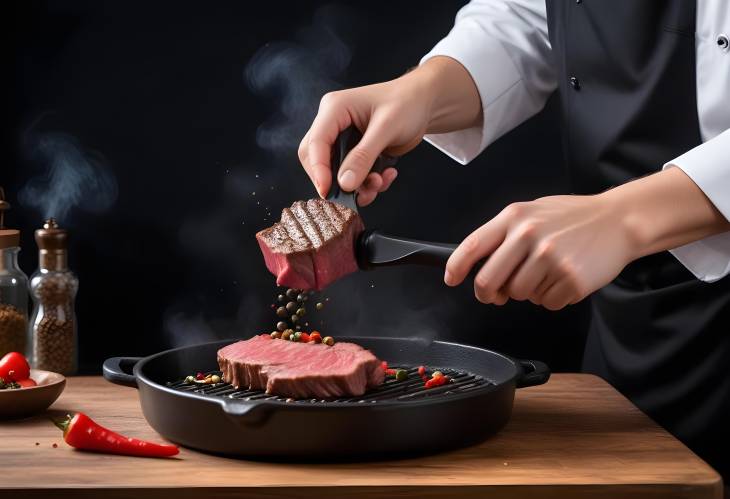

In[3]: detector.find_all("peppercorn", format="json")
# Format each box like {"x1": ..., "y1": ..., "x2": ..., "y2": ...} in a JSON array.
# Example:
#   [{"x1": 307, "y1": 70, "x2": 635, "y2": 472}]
[
  {"x1": 286, "y1": 289, "x2": 298, "y2": 299},
  {"x1": 297, "y1": 293, "x2": 305, "y2": 303},
  {"x1": 270, "y1": 331, "x2": 282, "y2": 339},
  {"x1": 276, "y1": 306, "x2": 287, "y2": 318},
  {"x1": 395, "y1": 369, "x2": 408, "y2": 381},
  {"x1": 291, "y1": 314, "x2": 299, "y2": 323},
  {"x1": 323, "y1": 336, "x2": 334, "y2": 346},
  {"x1": 292, "y1": 332, "x2": 302, "y2": 342},
  {"x1": 276, "y1": 321, "x2": 287, "y2": 332},
  {"x1": 310, "y1": 332, "x2": 322, "y2": 343},
  {"x1": 210, "y1": 374, "x2": 221, "y2": 383},
  {"x1": 281, "y1": 330, "x2": 292, "y2": 341},
  {"x1": 432, "y1": 371, "x2": 444, "y2": 379},
  {"x1": 315, "y1": 302, "x2": 324, "y2": 311},
  {"x1": 285, "y1": 301, "x2": 297, "y2": 313},
  {"x1": 296, "y1": 307, "x2": 306, "y2": 317},
  {"x1": 278, "y1": 294, "x2": 286, "y2": 302},
  {"x1": 184, "y1": 375, "x2": 195, "y2": 384}
]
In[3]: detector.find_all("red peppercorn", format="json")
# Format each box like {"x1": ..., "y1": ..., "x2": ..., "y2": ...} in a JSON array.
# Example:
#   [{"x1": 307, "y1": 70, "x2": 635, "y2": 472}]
[
  {"x1": 300, "y1": 332, "x2": 310, "y2": 342},
  {"x1": 195, "y1": 372, "x2": 205, "y2": 380},
  {"x1": 385, "y1": 369, "x2": 397, "y2": 376},
  {"x1": 425, "y1": 376, "x2": 447, "y2": 389},
  {"x1": 382, "y1": 361, "x2": 389, "y2": 371},
  {"x1": 310, "y1": 332, "x2": 322, "y2": 343}
]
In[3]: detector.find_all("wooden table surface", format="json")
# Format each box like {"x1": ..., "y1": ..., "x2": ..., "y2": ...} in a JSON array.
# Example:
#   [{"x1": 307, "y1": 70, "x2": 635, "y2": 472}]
[{"x1": 0, "y1": 374, "x2": 722, "y2": 499}]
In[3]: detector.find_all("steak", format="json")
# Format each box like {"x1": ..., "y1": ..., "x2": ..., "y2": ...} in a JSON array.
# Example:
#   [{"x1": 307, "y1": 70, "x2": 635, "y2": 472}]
[
  {"x1": 217, "y1": 335, "x2": 385, "y2": 399},
  {"x1": 256, "y1": 199, "x2": 363, "y2": 290}
]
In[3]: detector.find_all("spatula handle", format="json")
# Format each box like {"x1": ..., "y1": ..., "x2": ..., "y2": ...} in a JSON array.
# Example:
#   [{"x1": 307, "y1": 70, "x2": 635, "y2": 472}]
[
  {"x1": 357, "y1": 230, "x2": 458, "y2": 269},
  {"x1": 328, "y1": 126, "x2": 398, "y2": 205}
]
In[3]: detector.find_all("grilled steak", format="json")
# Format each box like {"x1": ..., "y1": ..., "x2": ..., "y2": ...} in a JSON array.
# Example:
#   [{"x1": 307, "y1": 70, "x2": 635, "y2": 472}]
[
  {"x1": 217, "y1": 335, "x2": 385, "y2": 398},
  {"x1": 256, "y1": 199, "x2": 363, "y2": 290}
]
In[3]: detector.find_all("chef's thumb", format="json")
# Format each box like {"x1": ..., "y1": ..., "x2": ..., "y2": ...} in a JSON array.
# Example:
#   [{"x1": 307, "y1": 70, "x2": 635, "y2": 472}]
[{"x1": 338, "y1": 120, "x2": 392, "y2": 192}]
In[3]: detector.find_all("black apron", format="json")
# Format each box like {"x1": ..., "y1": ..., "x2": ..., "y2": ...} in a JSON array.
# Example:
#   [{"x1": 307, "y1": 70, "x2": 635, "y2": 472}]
[{"x1": 546, "y1": 0, "x2": 730, "y2": 479}]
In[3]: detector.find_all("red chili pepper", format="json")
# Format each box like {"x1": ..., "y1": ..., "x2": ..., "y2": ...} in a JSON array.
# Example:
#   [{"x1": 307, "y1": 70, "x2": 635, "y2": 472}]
[{"x1": 54, "y1": 413, "x2": 179, "y2": 458}]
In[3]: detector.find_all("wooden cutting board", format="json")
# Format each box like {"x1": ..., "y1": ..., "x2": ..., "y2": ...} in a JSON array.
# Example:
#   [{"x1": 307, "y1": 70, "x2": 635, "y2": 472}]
[{"x1": 0, "y1": 374, "x2": 722, "y2": 498}]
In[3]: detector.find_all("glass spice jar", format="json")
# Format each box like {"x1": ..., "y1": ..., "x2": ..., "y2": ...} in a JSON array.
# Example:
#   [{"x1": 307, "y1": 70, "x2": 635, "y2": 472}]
[
  {"x1": 0, "y1": 189, "x2": 29, "y2": 357},
  {"x1": 28, "y1": 218, "x2": 78, "y2": 374}
]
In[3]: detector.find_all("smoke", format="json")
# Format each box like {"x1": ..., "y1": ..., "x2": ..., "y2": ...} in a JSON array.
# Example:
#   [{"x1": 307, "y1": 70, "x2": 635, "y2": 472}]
[
  {"x1": 244, "y1": 4, "x2": 352, "y2": 155},
  {"x1": 19, "y1": 132, "x2": 118, "y2": 223},
  {"x1": 164, "y1": 5, "x2": 356, "y2": 348}
]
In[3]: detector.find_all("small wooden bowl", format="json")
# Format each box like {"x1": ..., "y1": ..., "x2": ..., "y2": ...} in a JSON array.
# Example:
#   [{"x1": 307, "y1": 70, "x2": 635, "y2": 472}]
[{"x1": 0, "y1": 369, "x2": 66, "y2": 419}]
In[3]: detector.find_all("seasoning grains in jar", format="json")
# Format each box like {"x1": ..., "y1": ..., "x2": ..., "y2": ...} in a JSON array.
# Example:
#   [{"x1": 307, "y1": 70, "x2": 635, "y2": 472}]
[{"x1": 0, "y1": 304, "x2": 26, "y2": 356}]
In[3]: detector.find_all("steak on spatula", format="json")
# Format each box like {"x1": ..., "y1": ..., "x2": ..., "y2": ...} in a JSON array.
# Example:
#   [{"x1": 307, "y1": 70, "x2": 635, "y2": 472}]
[{"x1": 256, "y1": 199, "x2": 363, "y2": 290}]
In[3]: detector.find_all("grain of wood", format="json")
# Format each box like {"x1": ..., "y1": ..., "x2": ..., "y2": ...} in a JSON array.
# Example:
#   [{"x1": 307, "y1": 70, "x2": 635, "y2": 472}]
[{"x1": 0, "y1": 374, "x2": 721, "y2": 499}]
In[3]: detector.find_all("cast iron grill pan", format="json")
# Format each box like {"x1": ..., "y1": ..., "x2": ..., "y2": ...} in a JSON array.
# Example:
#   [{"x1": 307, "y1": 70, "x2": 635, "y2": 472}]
[{"x1": 103, "y1": 336, "x2": 549, "y2": 459}]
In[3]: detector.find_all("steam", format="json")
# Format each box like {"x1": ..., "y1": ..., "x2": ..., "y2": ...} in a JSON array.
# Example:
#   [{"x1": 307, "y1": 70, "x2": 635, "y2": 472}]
[
  {"x1": 164, "y1": 5, "x2": 355, "y2": 348},
  {"x1": 19, "y1": 132, "x2": 118, "y2": 223},
  {"x1": 244, "y1": 5, "x2": 351, "y2": 154}
]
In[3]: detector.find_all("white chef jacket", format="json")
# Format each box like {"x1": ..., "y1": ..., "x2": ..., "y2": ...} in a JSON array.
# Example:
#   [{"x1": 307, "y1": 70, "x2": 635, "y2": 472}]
[{"x1": 421, "y1": 0, "x2": 730, "y2": 282}]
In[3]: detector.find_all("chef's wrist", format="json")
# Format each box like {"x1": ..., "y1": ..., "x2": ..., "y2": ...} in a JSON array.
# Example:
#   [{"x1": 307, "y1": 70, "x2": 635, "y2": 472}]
[
  {"x1": 597, "y1": 168, "x2": 730, "y2": 261},
  {"x1": 412, "y1": 56, "x2": 483, "y2": 134}
]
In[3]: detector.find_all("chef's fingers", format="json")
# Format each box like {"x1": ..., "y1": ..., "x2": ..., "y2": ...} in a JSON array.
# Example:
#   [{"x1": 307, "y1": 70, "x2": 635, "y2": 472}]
[
  {"x1": 304, "y1": 97, "x2": 352, "y2": 198},
  {"x1": 356, "y1": 173, "x2": 384, "y2": 207},
  {"x1": 378, "y1": 167, "x2": 398, "y2": 192},
  {"x1": 472, "y1": 235, "x2": 529, "y2": 304},
  {"x1": 527, "y1": 275, "x2": 554, "y2": 306},
  {"x1": 503, "y1": 252, "x2": 550, "y2": 302},
  {"x1": 540, "y1": 278, "x2": 578, "y2": 311},
  {"x1": 445, "y1": 218, "x2": 507, "y2": 287},
  {"x1": 339, "y1": 114, "x2": 394, "y2": 192}
]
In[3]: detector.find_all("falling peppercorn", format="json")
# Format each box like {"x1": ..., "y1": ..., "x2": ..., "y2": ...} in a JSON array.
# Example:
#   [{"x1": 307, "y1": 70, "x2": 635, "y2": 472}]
[
  {"x1": 276, "y1": 306, "x2": 287, "y2": 318},
  {"x1": 315, "y1": 302, "x2": 324, "y2": 311}
]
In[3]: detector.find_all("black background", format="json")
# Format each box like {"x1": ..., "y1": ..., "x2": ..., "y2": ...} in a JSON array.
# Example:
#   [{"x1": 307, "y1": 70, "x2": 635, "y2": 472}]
[{"x1": 5, "y1": 0, "x2": 589, "y2": 373}]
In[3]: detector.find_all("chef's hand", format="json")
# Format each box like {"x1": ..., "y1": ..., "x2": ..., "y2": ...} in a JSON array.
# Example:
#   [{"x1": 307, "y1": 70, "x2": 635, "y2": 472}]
[
  {"x1": 445, "y1": 167, "x2": 730, "y2": 310},
  {"x1": 299, "y1": 56, "x2": 482, "y2": 206}
]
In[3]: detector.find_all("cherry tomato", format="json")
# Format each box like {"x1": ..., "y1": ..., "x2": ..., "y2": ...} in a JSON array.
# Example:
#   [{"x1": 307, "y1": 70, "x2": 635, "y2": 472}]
[
  {"x1": 0, "y1": 352, "x2": 31, "y2": 382},
  {"x1": 17, "y1": 378, "x2": 37, "y2": 388}
]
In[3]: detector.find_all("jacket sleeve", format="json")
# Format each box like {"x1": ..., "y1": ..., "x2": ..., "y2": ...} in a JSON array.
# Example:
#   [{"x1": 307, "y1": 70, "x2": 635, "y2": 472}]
[
  {"x1": 420, "y1": 0, "x2": 556, "y2": 164},
  {"x1": 663, "y1": 128, "x2": 730, "y2": 282}
]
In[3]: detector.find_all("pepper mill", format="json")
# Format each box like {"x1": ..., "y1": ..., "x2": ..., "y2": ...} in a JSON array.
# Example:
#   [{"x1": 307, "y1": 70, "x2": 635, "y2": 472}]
[{"x1": 28, "y1": 218, "x2": 78, "y2": 374}]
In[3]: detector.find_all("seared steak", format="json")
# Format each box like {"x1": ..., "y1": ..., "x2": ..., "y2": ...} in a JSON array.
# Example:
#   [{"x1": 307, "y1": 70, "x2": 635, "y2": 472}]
[
  {"x1": 217, "y1": 335, "x2": 385, "y2": 398},
  {"x1": 256, "y1": 199, "x2": 363, "y2": 290}
]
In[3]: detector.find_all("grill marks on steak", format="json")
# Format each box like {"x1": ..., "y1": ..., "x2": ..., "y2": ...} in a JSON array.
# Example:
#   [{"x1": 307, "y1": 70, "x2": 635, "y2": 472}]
[
  {"x1": 217, "y1": 335, "x2": 385, "y2": 399},
  {"x1": 256, "y1": 199, "x2": 363, "y2": 290}
]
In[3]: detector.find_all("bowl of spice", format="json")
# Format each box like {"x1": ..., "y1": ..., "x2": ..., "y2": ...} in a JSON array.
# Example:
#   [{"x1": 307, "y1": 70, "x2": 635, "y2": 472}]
[{"x1": 0, "y1": 360, "x2": 66, "y2": 420}]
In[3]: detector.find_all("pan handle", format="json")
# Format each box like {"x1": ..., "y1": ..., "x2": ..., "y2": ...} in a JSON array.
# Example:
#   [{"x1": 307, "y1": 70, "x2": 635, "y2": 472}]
[
  {"x1": 221, "y1": 400, "x2": 276, "y2": 427},
  {"x1": 515, "y1": 359, "x2": 551, "y2": 388},
  {"x1": 102, "y1": 357, "x2": 141, "y2": 388}
]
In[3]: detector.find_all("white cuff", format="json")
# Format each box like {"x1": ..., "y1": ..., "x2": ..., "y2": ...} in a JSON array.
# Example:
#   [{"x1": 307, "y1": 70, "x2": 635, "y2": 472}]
[
  {"x1": 420, "y1": 20, "x2": 524, "y2": 164},
  {"x1": 663, "y1": 128, "x2": 730, "y2": 282}
]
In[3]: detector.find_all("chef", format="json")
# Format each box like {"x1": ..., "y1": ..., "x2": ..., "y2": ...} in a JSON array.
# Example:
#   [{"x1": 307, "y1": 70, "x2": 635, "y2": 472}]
[{"x1": 298, "y1": 0, "x2": 730, "y2": 482}]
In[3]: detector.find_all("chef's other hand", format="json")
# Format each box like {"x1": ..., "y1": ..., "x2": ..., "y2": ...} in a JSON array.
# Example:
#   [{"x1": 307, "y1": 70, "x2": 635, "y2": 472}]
[
  {"x1": 444, "y1": 195, "x2": 635, "y2": 310},
  {"x1": 444, "y1": 167, "x2": 730, "y2": 310},
  {"x1": 298, "y1": 56, "x2": 482, "y2": 206}
]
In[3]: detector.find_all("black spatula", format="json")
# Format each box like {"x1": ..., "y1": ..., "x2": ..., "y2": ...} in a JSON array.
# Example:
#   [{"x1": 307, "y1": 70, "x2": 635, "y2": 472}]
[{"x1": 327, "y1": 126, "x2": 460, "y2": 272}]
